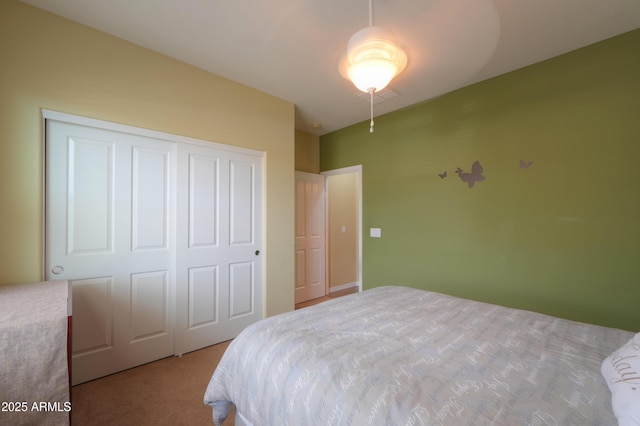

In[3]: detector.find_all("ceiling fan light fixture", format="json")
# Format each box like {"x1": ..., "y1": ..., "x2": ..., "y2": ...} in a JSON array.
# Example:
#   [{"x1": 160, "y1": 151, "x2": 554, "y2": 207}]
[
  {"x1": 345, "y1": 26, "x2": 407, "y2": 93},
  {"x1": 339, "y1": 1, "x2": 407, "y2": 133}
]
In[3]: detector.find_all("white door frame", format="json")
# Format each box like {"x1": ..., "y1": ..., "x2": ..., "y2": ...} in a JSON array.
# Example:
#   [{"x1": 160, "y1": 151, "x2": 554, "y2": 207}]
[
  {"x1": 41, "y1": 110, "x2": 263, "y2": 157},
  {"x1": 321, "y1": 165, "x2": 363, "y2": 293}
]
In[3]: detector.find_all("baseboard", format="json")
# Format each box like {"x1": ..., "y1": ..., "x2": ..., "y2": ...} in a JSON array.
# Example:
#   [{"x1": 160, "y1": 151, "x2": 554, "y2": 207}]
[{"x1": 329, "y1": 282, "x2": 359, "y2": 294}]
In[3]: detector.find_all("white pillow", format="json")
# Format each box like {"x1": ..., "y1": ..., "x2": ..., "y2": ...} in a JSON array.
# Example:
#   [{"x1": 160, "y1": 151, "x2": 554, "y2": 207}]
[{"x1": 601, "y1": 333, "x2": 640, "y2": 426}]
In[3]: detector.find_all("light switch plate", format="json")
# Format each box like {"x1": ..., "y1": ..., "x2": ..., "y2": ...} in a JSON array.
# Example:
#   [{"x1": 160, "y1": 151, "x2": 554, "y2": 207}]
[{"x1": 370, "y1": 228, "x2": 381, "y2": 238}]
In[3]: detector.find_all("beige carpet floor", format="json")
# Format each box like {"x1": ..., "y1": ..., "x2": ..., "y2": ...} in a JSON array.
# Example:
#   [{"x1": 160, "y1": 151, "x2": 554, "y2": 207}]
[{"x1": 71, "y1": 340, "x2": 234, "y2": 426}]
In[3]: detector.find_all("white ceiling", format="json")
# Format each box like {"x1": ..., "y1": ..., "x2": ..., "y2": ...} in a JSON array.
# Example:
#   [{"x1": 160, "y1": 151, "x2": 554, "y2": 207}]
[{"x1": 22, "y1": 0, "x2": 640, "y2": 136}]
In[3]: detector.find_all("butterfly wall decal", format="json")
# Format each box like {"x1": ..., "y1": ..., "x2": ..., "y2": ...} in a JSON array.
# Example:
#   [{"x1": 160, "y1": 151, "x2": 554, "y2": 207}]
[
  {"x1": 455, "y1": 160, "x2": 486, "y2": 188},
  {"x1": 519, "y1": 160, "x2": 533, "y2": 169},
  {"x1": 438, "y1": 171, "x2": 447, "y2": 179}
]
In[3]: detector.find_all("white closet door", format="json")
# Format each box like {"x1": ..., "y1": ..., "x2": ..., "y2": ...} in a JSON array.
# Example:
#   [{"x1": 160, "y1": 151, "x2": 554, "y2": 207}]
[
  {"x1": 45, "y1": 113, "x2": 264, "y2": 384},
  {"x1": 46, "y1": 120, "x2": 176, "y2": 385},
  {"x1": 175, "y1": 143, "x2": 263, "y2": 355}
]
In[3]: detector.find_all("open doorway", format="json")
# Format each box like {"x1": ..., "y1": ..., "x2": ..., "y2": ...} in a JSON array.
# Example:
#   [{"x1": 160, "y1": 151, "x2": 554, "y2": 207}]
[
  {"x1": 294, "y1": 166, "x2": 362, "y2": 307},
  {"x1": 323, "y1": 165, "x2": 362, "y2": 295}
]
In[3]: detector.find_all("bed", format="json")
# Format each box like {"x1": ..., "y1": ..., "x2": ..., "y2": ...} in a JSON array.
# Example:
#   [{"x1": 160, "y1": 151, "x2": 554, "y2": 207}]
[{"x1": 204, "y1": 286, "x2": 639, "y2": 426}]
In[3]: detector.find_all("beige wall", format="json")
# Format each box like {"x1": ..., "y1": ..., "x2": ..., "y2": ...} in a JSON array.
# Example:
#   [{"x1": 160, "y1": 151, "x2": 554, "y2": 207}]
[
  {"x1": 327, "y1": 173, "x2": 359, "y2": 289},
  {"x1": 294, "y1": 130, "x2": 320, "y2": 173},
  {"x1": 0, "y1": 0, "x2": 295, "y2": 316}
]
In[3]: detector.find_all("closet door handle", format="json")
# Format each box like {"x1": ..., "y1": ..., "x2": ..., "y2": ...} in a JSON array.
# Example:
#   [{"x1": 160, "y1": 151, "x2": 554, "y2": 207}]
[
  {"x1": 52, "y1": 265, "x2": 65, "y2": 275},
  {"x1": 255, "y1": 250, "x2": 260, "y2": 256}
]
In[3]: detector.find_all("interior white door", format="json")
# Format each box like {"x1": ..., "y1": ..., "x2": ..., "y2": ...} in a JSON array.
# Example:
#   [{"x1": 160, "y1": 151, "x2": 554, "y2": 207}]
[
  {"x1": 175, "y1": 143, "x2": 263, "y2": 355},
  {"x1": 294, "y1": 172, "x2": 326, "y2": 304},
  {"x1": 46, "y1": 120, "x2": 176, "y2": 385}
]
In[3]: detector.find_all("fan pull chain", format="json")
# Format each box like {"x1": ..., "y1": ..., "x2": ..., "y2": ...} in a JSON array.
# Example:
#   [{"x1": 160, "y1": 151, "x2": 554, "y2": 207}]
[
  {"x1": 369, "y1": 0, "x2": 375, "y2": 134},
  {"x1": 369, "y1": 88, "x2": 375, "y2": 133}
]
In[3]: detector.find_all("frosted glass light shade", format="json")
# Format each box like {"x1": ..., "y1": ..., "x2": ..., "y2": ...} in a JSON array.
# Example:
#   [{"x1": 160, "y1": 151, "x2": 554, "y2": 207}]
[{"x1": 341, "y1": 26, "x2": 407, "y2": 93}]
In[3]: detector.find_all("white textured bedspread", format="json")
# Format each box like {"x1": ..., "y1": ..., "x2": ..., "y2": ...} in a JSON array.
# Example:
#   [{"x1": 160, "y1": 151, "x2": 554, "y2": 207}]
[
  {"x1": 204, "y1": 286, "x2": 632, "y2": 425},
  {"x1": 0, "y1": 281, "x2": 70, "y2": 426}
]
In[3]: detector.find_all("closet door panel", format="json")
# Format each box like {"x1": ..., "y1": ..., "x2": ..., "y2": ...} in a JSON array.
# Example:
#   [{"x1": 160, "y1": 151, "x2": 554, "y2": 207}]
[
  {"x1": 46, "y1": 119, "x2": 176, "y2": 385},
  {"x1": 132, "y1": 147, "x2": 170, "y2": 251},
  {"x1": 175, "y1": 145, "x2": 263, "y2": 355},
  {"x1": 130, "y1": 270, "x2": 170, "y2": 341},
  {"x1": 229, "y1": 160, "x2": 255, "y2": 245},
  {"x1": 67, "y1": 137, "x2": 114, "y2": 255},
  {"x1": 188, "y1": 266, "x2": 218, "y2": 328},
  {"x1": 188, "y1": 154, "x2": 219, "y2": 248}
]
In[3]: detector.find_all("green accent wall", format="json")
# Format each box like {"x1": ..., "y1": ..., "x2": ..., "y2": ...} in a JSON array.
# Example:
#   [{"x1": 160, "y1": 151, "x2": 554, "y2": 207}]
[{"x1": 320, "y1": 29, "x2": 640, "y2": 332}]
